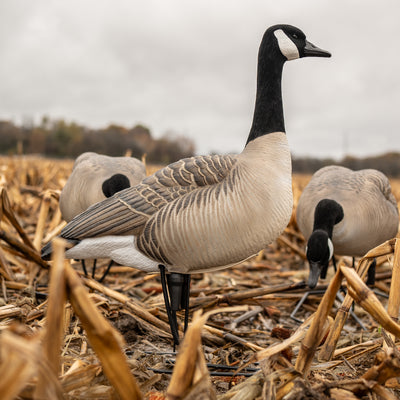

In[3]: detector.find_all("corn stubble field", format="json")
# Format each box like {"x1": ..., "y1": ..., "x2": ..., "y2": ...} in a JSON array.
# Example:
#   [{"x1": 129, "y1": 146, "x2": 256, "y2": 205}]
[{"x1": 0, "y1": 155, "x2": 400, "y2": 400}]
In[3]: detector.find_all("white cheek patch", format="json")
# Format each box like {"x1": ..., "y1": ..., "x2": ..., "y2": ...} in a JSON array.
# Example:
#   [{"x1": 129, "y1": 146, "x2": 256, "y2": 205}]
[
  {"x1": 274, "y1": 29, "x2": 300, "y2": 61},
  {"x1": 328, "y1": 238, "x2": 334, "y2": 260}
]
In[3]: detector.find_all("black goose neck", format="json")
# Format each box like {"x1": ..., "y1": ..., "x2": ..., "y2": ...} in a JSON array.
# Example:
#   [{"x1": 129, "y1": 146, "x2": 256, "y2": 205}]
[
  {"x1": 313, "y1": 199, "x2": 344, "y2": 238},
  {"x1": 246, "y1": 41, "x2": 286, "y2": 145}
]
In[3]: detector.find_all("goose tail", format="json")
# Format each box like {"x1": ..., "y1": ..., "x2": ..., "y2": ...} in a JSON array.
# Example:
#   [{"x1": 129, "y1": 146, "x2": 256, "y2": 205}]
[
  {"x1": 41, "y1": 238, "x2": 80, "y2": 261},
  {"x1": 41, "y1": 242, "x2": 53, "y2": 260}
]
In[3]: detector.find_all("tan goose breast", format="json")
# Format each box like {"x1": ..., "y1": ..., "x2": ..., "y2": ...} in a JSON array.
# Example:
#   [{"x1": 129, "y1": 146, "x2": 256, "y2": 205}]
[{"x1": 137, "y1": 132, "x2": 293, "y2": 272}]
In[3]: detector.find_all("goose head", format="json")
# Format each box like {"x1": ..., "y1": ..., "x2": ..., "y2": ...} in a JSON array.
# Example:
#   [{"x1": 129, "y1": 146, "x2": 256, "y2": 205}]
[
  {"x1": 261, "y1": 24, "x2": 331, "y2": 63},
  {"x1": 306, "y1": 230, "x2": 334, "y2": 288},
  {"x1": 247, "y1": 25, "x2": 330, "y2": 143},
  {"x1": 102, "y1": 173, "x2": 131, "y2": 198},
  {"x1": 306, "y1": 199, "x2": 344, "y2": 288}
]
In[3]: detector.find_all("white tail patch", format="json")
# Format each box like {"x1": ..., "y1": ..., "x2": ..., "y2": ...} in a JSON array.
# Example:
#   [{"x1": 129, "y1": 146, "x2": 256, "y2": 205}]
[
  {"x1": 274, "y1": 29, "x2": 299, "y2": 61},
  {"x1": 65, "y1": 235, "x2": 160, "y2": 272}
]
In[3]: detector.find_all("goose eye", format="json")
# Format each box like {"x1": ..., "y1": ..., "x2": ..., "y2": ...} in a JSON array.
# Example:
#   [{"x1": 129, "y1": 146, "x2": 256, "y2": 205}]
[{"x1": 292, "y1": 33, "x2": 298, "y2": 39}]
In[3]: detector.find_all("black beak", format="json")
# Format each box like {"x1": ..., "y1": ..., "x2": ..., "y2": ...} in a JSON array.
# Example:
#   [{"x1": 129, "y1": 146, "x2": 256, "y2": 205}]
[
  {"x1": 308, "y1": 261, "x2": 322, "y2": 289},
  {"x1": 304, "y1": 40, "x2": 331, "y2": 58}
]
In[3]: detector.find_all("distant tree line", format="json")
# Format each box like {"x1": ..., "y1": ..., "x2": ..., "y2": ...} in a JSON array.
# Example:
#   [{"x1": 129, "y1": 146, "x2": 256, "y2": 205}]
[
  {"x1": 292, "y1": 152, "x2": 400, "y2": 178},
  {"x1": 1, "y1": 117, "x2": 399, "y2": 176},
  {"x1": 0, "y1": 117, "x2": 195, "y2": 164}
]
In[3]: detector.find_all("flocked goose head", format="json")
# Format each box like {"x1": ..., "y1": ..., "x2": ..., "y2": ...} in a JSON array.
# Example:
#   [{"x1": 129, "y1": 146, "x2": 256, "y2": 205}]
[
  {"x1": 262, "y1": 24, "x2": 331, "y2": 62},
  {"x1": 306, "y1": 199, "x2": 344, "y2": 288},
  {"x1": 247, "y1": 25, "x2": 331, "y2": 144},
  {"x1": 101, "y1": 173, "x2": 131, "y2": 198}
]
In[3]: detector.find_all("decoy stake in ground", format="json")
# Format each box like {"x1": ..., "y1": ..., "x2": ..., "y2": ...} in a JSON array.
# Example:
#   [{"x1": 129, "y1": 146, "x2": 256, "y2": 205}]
[{"x1": 42, "y1": 25, "x2": 331, "y2": 347}]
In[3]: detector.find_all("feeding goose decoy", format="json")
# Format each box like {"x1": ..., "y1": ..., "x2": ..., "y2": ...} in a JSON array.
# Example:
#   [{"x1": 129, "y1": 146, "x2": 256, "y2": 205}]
[
  {"x1": 42, "y1": 24, "x2": 331, "y2": 347},
  {"x1": 60, "y1": 152, "x2": 146, "y2": 279},
  {"x1": 296, "y1": 165, "x2": 399, "y2": 289}
]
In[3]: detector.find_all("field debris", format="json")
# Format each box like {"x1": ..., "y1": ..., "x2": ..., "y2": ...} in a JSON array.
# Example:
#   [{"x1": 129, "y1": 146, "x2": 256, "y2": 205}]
[{"x1": 0, "y1": 156, "x2": 399, "y2": 399}]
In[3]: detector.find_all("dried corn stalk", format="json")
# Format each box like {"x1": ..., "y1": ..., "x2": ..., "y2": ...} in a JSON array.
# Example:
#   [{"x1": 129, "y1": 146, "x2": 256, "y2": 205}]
[
  {"x1": 65, "y1": 261, "x2": 143, "y2": 400},
  {"x1": 167, "y1": 306, "x2": 247, "y2": 400},
  {"x1": 319, "y1": 239, "x2": 396, "y2": 361}
]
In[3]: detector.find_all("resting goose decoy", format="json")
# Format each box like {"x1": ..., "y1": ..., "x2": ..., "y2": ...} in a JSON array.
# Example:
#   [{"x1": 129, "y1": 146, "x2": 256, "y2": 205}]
[
  {"x1": 42, "y1": 24, "x2": 331, "y2": 346},
  {"x1": 296, "y1": 165, "x2": 399, "y2": 289},
  {"x1": 60, "y1": 152, "x2": 146, "y2": 222},
  {"x1": 60, "y1": 152, "x2": 146, "y2": 278}
]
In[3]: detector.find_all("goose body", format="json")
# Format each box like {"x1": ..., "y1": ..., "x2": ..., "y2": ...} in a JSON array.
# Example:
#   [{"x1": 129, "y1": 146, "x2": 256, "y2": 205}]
[
  {"x1": 57, "y1": 133, "x2": 292, "y2": 273},
  {"x1": 59, "y1": 152, "x2": 146, "y2": 222},
  {"x1": 296, "y1": 165, "x2": 399, "y2": 287},
  {"x1": 42, "y1": 24, "x2": 331, "y2": 344}
]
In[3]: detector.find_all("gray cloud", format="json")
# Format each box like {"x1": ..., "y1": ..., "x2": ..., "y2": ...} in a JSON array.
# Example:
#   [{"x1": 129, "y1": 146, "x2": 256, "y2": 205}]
[{"x1": 1, "y1": 0, "x2": 400, "y2": 159}]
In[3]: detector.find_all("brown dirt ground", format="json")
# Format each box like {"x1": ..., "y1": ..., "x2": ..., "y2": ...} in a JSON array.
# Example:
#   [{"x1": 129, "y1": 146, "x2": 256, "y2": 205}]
[{"x1": 0, "y1": 155, "x2": 399, "y2": 399}]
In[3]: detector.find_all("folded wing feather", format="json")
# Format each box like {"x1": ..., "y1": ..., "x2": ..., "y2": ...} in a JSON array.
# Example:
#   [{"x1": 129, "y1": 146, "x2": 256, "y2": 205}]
[{"x1": 60, "y1": 154, "x2": 238, "y2": 240}]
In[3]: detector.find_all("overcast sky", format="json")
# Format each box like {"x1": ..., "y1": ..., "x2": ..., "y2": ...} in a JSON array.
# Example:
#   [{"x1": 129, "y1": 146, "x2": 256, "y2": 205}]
[{"x1": 1, "y1": 0, "x2": 400, "y2": 159}]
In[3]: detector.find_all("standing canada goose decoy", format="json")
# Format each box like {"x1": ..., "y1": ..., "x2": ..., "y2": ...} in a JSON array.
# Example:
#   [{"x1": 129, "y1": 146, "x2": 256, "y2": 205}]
[
  {"x1": 42, "y1": 24, "x2": 331, "y2": 347},
  {"x1": 296, "y1": 165, "x2": 399, "y2": 289},
  {"x1": 60, "y1": 152, "x2": 146, "y2": 279}
]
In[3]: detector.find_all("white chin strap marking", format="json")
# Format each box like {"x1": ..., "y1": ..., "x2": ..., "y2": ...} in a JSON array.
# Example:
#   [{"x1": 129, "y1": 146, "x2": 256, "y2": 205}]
[
  {"x1": 274, "y1": 29, "x2": 300, "y2": 61},
  {"x1": 327, "y1": 238, "x2": 334, "y2": 260}
]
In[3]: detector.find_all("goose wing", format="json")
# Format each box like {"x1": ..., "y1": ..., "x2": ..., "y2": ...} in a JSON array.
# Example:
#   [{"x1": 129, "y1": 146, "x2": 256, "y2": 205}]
[
  {"x1": 60, "y1": 154, "x2": 238, "y2": 239},
  {"x1": 360, "y1": 169, "x2": 398, "y2": 210}
]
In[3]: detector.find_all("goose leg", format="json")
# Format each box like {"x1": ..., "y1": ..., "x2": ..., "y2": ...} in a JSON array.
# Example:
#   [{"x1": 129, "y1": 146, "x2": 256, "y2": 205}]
[
  {"x1": 81, "y1": 260, "x2": 88, "y2": 276},
  {"x1": 80, "y1": 259, "x2": 114, "y2": 282},
  {"x1": 182, "y1": 274, "x2": 191, "y2": 332},
  {"x1": 91, "y1": 258, "x2": 97, "y2": 279},
  {"x1": 168, "y1": 273, "x2": 191, "y2": 333},
  {"x1": 348, "y1": 257, "x2": 354, "y2": 310},
  {"x1": 98, "y1": 260, "x2": 115, "y2": 283},
  {"x1": 159, "y1": 265, "x2": 180, "y2": 348},
  {"x1": 365, "y1": 259, "x2": 387, "y2": 297},
  {"x1": 332, "y1": 255, "x2": 337, "y2": 272},
  {"x1": 366, "y1": 258, "x2": 376, "y2": 286}
]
